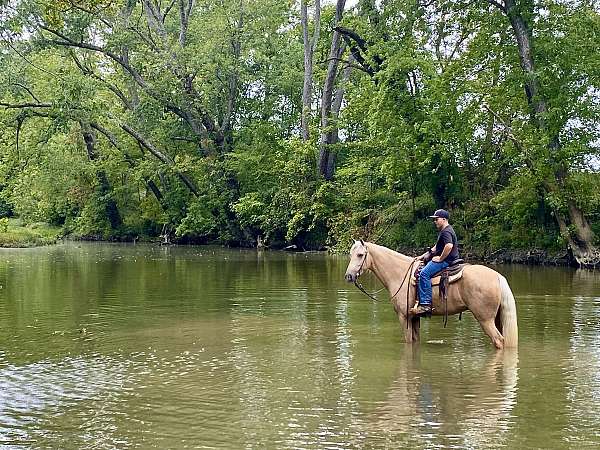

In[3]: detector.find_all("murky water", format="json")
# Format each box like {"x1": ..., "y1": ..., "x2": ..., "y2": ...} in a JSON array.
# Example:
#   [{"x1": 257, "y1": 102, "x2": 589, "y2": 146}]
[{"x1": 0, "y1": 243, "x2": 599, "y2": 448}]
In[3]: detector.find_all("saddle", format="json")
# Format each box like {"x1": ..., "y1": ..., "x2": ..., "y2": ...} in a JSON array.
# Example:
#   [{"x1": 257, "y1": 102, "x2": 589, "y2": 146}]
[
  {"x1": 410, "y1": 258, "x2": 465, "y2": 287},
  {"x1": 410, "y1": 258, "x2": 467, "y2": 326}
]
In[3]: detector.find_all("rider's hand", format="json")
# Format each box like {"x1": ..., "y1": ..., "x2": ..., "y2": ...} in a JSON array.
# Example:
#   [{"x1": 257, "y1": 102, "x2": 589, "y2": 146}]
[{"x1": 432, "y1": 256, "x2": 441, "y2": 262}]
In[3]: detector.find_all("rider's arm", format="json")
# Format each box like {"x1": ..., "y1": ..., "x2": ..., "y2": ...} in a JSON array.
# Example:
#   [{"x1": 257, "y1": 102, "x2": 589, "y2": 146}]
[
  {"x1": 438, "y1": 243, "x2": 453, "y2": 262},
  {"x1": 418, "y1": 246, "x2": 436, "y2": 261}
]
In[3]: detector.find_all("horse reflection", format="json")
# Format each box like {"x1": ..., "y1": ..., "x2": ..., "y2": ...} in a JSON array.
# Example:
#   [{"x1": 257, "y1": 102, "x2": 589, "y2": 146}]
[{"x1": 364, "y1": 347, "x2": 519, "y2": 447}]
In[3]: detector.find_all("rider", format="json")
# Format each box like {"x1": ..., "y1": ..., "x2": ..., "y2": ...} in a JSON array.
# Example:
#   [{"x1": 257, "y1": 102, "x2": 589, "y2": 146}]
[{"x1": 411, "y1": 209, "x2": 459, "y2": 316}]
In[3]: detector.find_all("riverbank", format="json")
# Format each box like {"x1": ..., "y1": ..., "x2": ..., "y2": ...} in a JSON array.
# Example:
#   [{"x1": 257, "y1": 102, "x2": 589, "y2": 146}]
[
  {"x1": 395, "y1": 246, "x2": 572, "y2": 267},
  {"x1": 0, "y1": 219, "x2": 62, "y2": 248},
  {"x1": 0, "y1": 219, "x2": 576, "y2": 267},
  {"x1": 476, "y1": 248, "x2": 571, "y2": 266}
]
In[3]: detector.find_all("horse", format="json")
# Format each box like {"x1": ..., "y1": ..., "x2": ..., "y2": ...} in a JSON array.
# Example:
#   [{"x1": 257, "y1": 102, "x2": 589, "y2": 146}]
[{"x1": 344, "y1": 241, "x2": 518, "y2": 349}]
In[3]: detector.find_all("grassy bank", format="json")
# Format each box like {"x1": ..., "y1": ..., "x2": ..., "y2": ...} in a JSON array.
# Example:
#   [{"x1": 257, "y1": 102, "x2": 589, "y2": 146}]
[{"x1": 0, "y1": 218, "x2": 62, "y2": 247}]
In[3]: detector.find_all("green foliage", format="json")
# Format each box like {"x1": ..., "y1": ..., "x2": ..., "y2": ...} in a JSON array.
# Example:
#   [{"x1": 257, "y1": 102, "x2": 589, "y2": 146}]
[
  {"x1": 0, "y1": 219, "x2": 61, "y2": 247},
  {"x1": 73, "y1": 196, "x2": 113, "y2": 238},
  {"x1": 488, "y1": 173, "x2": 561, "y2": 250},
  {"x1": 0, "y1": 0, "x2": 598, "y2": 253},
  {"x1": 176, "y1": 195, "x2": 220, "y2": 239}
]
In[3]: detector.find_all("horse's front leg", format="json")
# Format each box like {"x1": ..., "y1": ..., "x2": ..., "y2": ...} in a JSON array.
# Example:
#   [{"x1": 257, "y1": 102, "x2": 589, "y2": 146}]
[
  {"x1": 398, "y1": 313, "x2": 418, "y2": 343},
  {"x1": 412, "y1": 316, "x2": 421, "y2": 342}
]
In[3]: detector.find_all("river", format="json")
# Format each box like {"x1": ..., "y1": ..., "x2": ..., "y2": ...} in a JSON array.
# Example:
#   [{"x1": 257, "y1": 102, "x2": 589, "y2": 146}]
[{"x1": 0, "y1": 243, "x2": 599, "y2": 448}]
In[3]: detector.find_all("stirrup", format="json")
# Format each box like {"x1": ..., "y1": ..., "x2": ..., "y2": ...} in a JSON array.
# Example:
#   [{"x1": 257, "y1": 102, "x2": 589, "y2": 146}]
[{"x1": 411, "y1": 304, "x2": 434, "y2": 317}]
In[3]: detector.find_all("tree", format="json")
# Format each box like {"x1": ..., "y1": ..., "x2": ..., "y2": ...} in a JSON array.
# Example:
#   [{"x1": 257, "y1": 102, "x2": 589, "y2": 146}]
[
  {"x1": 488, "y1": 0, "x2": 600, "y2": 265},
  {"x1": 318, "y1": 0, "x2": 346, "y2": 180},
  {"x1": 301, "y1": 0, "x2": 320, "y2": 141}
]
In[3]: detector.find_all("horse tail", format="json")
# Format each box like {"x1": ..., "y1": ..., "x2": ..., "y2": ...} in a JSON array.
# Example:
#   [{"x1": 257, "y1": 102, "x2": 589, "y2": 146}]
[{"x1": 497, "y1": 274, "x2": 518, "y2": 348}]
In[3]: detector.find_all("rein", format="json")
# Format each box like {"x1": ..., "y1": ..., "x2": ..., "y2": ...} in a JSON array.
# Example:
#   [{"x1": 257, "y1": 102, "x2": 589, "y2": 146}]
[{"x1": 353, "y1": 279, "x2": 386, "y2": 302}]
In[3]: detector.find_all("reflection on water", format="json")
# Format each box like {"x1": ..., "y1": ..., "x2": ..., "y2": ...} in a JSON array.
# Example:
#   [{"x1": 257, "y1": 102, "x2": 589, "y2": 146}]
[
  {"x1": 365, "y1": 348, "x2": 518, "y2": 448},
  {"x1": 0, "y1": 244, "x2": 599, "y2": 448},
  {"x1": 0, "y1": 353, "x2": 135, "y2": 446}
]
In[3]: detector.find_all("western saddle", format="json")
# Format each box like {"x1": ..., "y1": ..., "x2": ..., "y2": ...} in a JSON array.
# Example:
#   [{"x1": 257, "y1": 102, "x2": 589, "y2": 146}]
[
  {"x1": 410, "y1": 257, "x2": 467, "y2": 325},
  {"x1": 410, "y1": 258, "x2": 465, "y2": 287}
]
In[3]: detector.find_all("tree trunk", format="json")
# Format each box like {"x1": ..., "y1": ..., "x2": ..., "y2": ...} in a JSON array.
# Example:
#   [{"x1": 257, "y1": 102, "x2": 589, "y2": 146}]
[
  {"x1": 321, "y1": 53, "x2": 352, "y2": 180},
  {"x1": 301, "y1": 0, "x2": 320, "y2": 141},
  {"x1": 145, "y1": 178, "x2": 169, "y2": 212},
  {"x1": 494, "y1": 0, "x2": 598, "y2": 266},
  {"x1": 219, "y1": 5, "x2": 244, "y2": 151},
  {"x1": 318, "y1": 0, "x2": 346, "y2": 180},
  {"x1": 79, "y1": 121, "x2": 123, "y2": 230},
  {"x1": 178, "y1": 0, "x2": 194, "y2": 47}
]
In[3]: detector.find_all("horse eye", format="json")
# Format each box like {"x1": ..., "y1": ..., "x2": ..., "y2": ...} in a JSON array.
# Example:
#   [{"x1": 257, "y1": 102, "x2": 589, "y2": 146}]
[{"x1": 356, "y1": 253, "x2": 364, "y2": 258}]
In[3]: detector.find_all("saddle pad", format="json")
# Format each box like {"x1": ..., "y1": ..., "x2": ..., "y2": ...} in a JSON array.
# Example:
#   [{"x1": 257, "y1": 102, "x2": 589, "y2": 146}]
[{"x1": 410, "y1": 269, "x2": 463, "y2": 286}]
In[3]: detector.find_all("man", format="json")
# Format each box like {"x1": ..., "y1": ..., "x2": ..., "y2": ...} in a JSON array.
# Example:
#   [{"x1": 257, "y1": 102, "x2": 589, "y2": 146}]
[{"x1": 411, "y1": 209, "x2": 459, "y2": 316}]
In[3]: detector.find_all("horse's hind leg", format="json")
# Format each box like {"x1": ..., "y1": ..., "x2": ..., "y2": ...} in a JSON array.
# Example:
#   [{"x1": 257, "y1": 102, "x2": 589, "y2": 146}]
[
  {"x1": 480, "y1": 319, "x2": 505, "y2": 350},
  {"x1": 495, "y1": 309, "x2": 503, "y2": 335}
]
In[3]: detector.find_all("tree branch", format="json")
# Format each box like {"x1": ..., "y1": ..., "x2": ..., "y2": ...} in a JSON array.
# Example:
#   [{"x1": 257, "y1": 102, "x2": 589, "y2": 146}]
[
  {"x1": 0, "y1": 31, "x2": 60, "y2": 78},
  {"x1": 39, "y1": 26, "x2": 207, "y2": 137},
  {"x1": 120, "y1": 122, "x2": 199, "y2": 196},
  {"x1": 334, "y1": 26, "x2": 368, "y2": 51},
  {"x1": 90, "y1": 121, "x2": 121, "y2": 149},
  {"x1": 487, "y1": 0, "x2": 507, "y2": 13},
  {"x1": 61, "y1": 1, "x2": 114, "y2": 28},
  {"x1": 126, "y1": 25, "x2": 162, "y2": 53},
  {"x1": 141, "y1": 0, "x2": 166, "y2": 36},
  {"x1": 70, "y1": 51, "x2": 133, "y2": 110},
  {"x1": 0, "y1": 101, "x2": 52, "y2": 109},
  {"x1": 333, "y1": 26, "x2": 382, "y2": 77},
  {"x1": 178, "y1": 0, "x2": 194, "y2": 46},
  {"x1": 318, "y1": 56, "x2": 369, "y2": 73},
  {"x1": 120, "y1": 123, "x2": 173, "y2": 164},
  {"x1": 220, "y1": 9, "x2": 242, "y2": 135},
  {"x1": 39, "y1": 16, "x2": 221, "y2": 152},
  {"x1": 164, "y1": 0, "x2": 178, "y2": 23},
  {"x1": 12, "y1": 83, "x2": 42, "y2": 103},
  {"x1": 482, "y1": 103, "x2": 535, "y2": 172}
]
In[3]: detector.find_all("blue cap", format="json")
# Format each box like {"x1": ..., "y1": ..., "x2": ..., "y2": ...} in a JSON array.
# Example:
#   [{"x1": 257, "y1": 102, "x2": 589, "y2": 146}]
[{"x1": 429, "y1": 209, "x2": 449, "y2": 219}]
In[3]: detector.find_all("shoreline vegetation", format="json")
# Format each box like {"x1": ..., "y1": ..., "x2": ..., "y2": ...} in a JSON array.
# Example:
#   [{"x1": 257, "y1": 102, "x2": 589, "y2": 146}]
[
  {"x1": 0, "y1": 219, "x2": 61, "y2": 248},
  {"x1": 0, "y1": 217, "x2": 573, "y2": 267}
]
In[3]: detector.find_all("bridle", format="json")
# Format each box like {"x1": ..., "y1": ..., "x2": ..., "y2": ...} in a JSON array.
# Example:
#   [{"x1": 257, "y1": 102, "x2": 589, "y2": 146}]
[
  {"x1": 352, "y1": 244, "x2": 418, "y2": 315},
  {"x1": 352, "y1": 246, "x2": 386, "y2": 301}
]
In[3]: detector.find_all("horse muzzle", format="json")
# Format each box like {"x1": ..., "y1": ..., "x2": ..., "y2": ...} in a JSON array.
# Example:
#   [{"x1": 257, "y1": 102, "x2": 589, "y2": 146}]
[{"x1": 345, "y1": 272, "x2": 357, "y2": 283}]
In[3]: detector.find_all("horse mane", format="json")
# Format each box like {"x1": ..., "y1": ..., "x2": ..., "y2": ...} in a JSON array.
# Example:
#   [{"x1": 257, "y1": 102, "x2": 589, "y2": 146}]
[{"x1": 366, "y1": 242, "x2": 414, "y2": 263}]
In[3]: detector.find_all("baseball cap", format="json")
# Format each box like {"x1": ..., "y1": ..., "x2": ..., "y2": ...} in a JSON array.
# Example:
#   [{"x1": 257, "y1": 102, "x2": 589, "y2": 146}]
[{"x1": 429, "y1": 209, "x2": 449, "y2": 219}]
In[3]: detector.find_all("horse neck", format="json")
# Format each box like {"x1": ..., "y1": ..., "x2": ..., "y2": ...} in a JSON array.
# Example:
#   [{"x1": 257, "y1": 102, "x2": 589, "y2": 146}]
[{"x1": 367, "y1": 244, "x2": 412, "y2": 292}]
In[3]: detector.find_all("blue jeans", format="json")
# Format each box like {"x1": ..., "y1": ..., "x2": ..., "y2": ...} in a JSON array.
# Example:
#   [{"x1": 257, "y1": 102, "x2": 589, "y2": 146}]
[{"x1": 418, "y1": 260, "x2": 449, "y2": 305}]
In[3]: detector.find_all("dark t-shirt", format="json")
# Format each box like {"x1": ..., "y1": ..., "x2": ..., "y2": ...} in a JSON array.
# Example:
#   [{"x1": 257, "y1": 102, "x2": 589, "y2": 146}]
[{"x1": 434, "y1": 225, "x2": 459, "y2": 263}]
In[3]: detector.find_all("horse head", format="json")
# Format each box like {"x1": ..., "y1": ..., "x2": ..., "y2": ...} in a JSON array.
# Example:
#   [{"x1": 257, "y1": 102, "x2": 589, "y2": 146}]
[{"x1": 345, "y1": 239, "x2": 369, "y2": 282}]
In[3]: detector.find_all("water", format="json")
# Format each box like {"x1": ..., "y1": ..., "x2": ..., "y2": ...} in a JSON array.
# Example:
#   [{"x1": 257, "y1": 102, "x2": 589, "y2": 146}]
[{"x1": 0, "y1": 243, "x2": 599, "y2": 448}]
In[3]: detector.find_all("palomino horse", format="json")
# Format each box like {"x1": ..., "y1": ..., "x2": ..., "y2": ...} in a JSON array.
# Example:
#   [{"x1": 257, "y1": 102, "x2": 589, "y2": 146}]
[{"x1": 344, "y1": 241, "x2": 518, "y2": 349}]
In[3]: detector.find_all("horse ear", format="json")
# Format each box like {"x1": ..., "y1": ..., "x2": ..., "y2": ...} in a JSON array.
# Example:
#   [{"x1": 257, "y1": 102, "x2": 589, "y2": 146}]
[{"x1": 360, "y1": 239, "x2": 365, "y2": 246}]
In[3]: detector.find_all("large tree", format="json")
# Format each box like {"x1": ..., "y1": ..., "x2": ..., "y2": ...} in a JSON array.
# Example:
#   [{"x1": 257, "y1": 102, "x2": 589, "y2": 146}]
[{"x1": 486, "y1": 0, "x2": 600, "y2": 265}]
